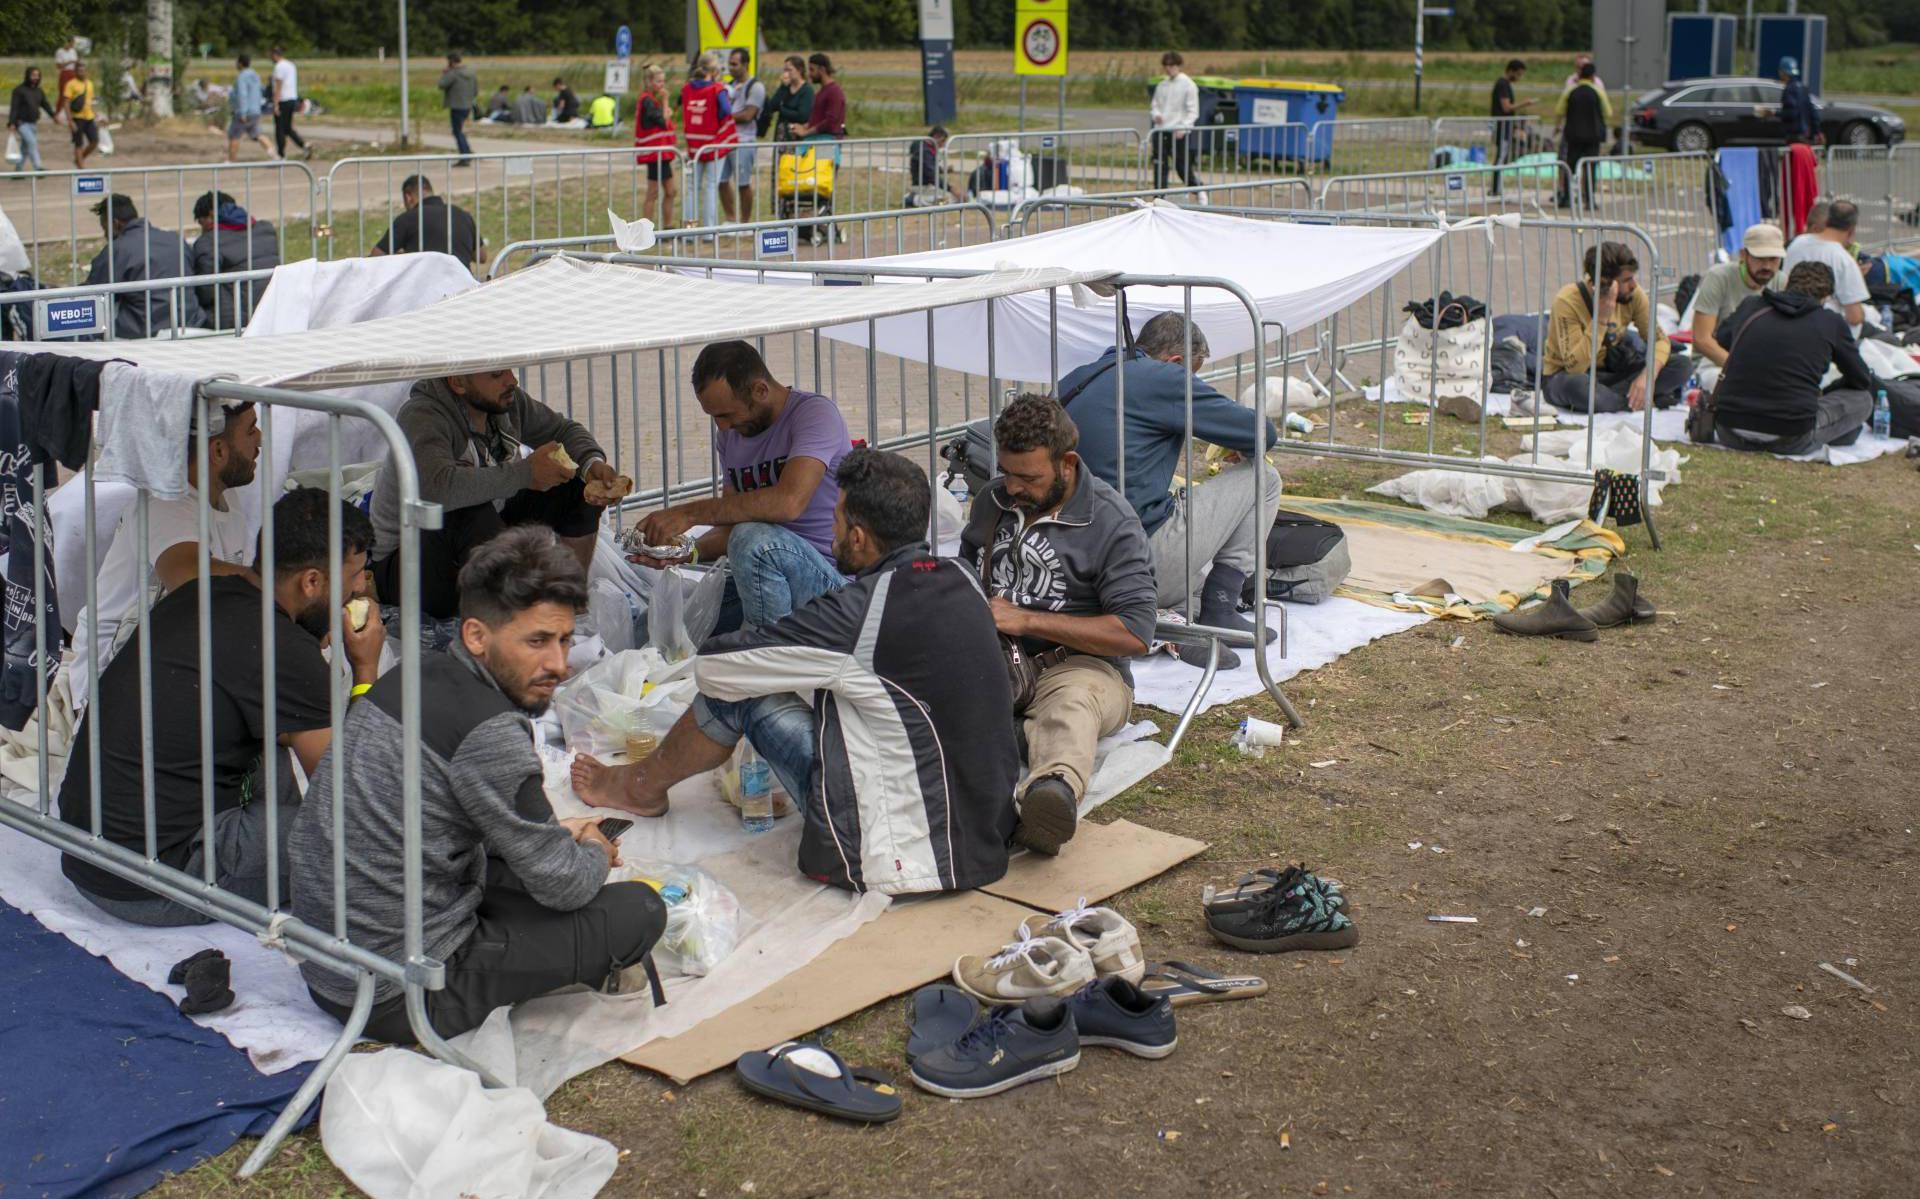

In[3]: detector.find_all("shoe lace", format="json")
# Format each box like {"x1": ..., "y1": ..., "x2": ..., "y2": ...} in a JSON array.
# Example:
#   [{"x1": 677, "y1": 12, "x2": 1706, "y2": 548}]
[
  {"x1": 1047, "y1": 896, "x2": 1096, "y2": 934},
  {"x1": 951, "y1": 1005, "x2": 1017, "y2": 1053},
  {"x1": 987, "y1": 922, "x2": 1046, "y2": 971}
]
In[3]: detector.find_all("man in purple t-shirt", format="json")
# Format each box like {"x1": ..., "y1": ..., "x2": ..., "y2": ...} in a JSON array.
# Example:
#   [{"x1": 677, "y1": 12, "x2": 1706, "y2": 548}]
[{"x1": 635, "y1": 340, "x2": 851, "y2": 630}]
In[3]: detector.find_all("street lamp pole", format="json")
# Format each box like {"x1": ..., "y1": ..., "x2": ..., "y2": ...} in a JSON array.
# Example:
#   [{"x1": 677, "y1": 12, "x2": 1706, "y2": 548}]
[{"x1": 398, "y1": 0, "x2": 411, "y2": 146}]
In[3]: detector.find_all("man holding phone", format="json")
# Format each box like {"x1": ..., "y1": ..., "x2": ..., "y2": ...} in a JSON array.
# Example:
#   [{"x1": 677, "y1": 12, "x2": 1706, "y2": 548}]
[{"x1": 1540, "y1": 240, "x2": 1691, "y2": 413}]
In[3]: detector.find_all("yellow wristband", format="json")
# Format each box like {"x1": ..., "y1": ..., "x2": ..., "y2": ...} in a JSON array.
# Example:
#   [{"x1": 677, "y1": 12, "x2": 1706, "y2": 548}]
[
  {"x1": 688, "y1": 543, "x2": 700, "y2": 566},
  {"x1": 351, "y1": 682, "x2": 373, "y2": 697}
]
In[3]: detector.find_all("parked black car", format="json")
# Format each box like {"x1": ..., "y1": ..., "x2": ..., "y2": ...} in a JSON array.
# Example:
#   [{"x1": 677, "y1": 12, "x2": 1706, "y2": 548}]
[{"x1": 1631, "y1": 78, "x2": 1906, "y2": 152}]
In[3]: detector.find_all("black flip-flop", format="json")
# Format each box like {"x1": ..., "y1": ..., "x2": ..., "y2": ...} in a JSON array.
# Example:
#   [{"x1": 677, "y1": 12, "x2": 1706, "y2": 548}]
[
  {"x1": 1138, "y1": 960, "x2": 1270, "y2": 1008},
  {"x1": 735, "y1": 1042, "x2": 904, "y2": 1124},
  {"x1": 905, "y1": 984, "x2": 981, "y2": 1064}
]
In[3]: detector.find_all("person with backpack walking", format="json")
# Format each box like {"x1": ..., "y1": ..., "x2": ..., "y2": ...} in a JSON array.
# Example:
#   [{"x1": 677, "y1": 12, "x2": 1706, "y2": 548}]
[
  {"x1": 680, "y1": 52, "x2": 737, "y2": 229},
  {"x1": 1554, "y1": 60, "x2": 1609, "y2": 209},
  {"x1": 633, "y1": 65, "x2": 679, "y2": 229}
]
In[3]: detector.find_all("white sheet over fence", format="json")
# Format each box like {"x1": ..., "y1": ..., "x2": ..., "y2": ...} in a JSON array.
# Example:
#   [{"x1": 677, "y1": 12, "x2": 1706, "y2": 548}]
[{"x1": 799, "y1": 205, "x2": 1448, "y2": 380}]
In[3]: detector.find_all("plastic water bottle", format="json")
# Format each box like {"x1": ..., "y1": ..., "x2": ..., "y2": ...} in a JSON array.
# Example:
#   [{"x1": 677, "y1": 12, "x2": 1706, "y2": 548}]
[
  {"x1": 738, "y1": 747, "x2": 776, "y2": 833},
  {"x1": 947, "y1": 472, "x2": 970, "y2": 507},
  {"x1": 1872, "y1": 388, "x2": 1891, "y2": 440}
]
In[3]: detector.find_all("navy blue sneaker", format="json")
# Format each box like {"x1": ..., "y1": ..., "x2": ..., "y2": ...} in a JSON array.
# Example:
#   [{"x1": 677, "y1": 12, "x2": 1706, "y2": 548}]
[
  {"x1": 1068, "y1": 977, "x2": 1177, "y2": 1059},
  {"x1": 908, "y1": 997, "x2": 1080, "y2": 1098}
]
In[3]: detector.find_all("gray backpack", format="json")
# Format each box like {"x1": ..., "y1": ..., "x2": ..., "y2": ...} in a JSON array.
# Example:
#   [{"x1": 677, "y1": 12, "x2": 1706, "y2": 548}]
[{"x1": 1248, "y1": 510, "x2": 1351, "y2": 605}]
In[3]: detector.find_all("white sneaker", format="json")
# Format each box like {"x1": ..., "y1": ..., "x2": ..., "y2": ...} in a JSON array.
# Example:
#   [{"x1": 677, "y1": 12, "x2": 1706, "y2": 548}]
[
  {"x1": 952, "y1": 927, "x2": 1096, "y2": 1003},
  {"x1": 1029, "y1": 900, "x2": 1145, "y2": 983}
]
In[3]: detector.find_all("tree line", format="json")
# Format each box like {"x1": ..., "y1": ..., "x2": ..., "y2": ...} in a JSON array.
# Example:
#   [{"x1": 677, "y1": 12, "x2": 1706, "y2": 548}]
[{"x1": 8, "y1": 0, "x2": 1916, "y2": 59}]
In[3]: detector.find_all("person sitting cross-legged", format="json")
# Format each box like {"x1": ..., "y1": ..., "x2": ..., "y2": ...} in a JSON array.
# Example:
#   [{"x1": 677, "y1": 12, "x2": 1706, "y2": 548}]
[
  {"x1": 1712, "y1": 260, "x2": 1877, "y2": 456},
  {"x1": 292, "y1": 527, "x2": 667, "y2": 1043},
  {"x1": 1541, "y1": 240, "x2": 1691, "y2": 414},
  {"x1": 572, "y1": 449, "x2": 1020, "y2": 895},
  {"x1": 959, "y1": 395, "x2": 1158, "y2": 857},
  {"x1": 1060, "y1": 312, "x2": 1281, "y2": 670}
]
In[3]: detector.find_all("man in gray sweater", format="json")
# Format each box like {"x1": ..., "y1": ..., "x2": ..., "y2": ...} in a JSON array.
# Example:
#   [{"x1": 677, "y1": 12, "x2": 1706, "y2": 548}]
[
  {"x1": 291, "y1": 527, "x2": 664, "y2": 1043},
  {"x1": 370, "y1": 368, "x2": 623, "y2": 618},
  {"x1": 438, "y1": 52, "x2": 479, "y2": 165}
]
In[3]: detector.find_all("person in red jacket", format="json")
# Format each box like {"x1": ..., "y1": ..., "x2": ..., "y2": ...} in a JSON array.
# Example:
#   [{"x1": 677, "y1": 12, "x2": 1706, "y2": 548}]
[
  {"x1": 633, "y1": 64, "x2": 679, "y2": 229},
  {"x1": 680, "y1": 51, "x2": 737, "y2": 229}
]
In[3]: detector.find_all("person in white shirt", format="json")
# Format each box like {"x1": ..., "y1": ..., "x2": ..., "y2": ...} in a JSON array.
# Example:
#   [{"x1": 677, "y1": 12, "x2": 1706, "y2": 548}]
[
  {"x1": 1149, "y1": 50, "x2": 1201, "y2": 190},
  {"x1": 719, "y1": 48, "x2": 766, "y2": 223},
  {"x1": 70, "y1": 402, "x2": 262, "y2": 708},
  {"x1": 1778, "y1": 198, "x2": 1869, "y2": 333},
  {"x1": 268, "y1": 46, "x2": 310, "y2": 161}
]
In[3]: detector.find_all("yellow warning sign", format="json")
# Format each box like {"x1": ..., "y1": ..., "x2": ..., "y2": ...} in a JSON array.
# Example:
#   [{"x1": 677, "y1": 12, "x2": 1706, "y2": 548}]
[
  {"x1": 698, "y1": 0, "x2": 758, "y2": 75},
  {"x1": 1014, "y1": 0, "x2": 1068, "y2": 77}
]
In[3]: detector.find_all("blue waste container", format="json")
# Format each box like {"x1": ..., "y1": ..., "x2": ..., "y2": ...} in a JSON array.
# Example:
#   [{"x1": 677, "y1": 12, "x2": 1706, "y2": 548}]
[{"x1": 1231, "y1": 79, "x2": 1345, "y2": 165}]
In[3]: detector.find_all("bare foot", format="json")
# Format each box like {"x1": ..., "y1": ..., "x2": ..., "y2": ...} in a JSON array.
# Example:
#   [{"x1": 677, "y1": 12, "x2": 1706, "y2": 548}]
[{"x1": 569, "y1": 753, "x2": 669, "y2": 817}]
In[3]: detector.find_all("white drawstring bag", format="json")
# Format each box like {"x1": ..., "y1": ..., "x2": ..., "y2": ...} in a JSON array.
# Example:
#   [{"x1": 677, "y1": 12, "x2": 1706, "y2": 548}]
[{"x1": 1393, "y1": 312, "x2": 1489, "y2": 405}]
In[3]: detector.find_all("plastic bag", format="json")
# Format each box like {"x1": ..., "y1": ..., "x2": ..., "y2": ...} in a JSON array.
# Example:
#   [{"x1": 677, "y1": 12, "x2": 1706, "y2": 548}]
[
  {"x1": 550, "y1": 648, "x2": 694, "y2": 759},
  {"x1": 648, "y1": 565, "x2": 727, "y2": 662},
  {"x1": 96, "y1": 125, "x2": 114, "y2": 156},
  {"x1": 3, "y1": 133, "x2": 19, "y2": 166},
  {"x1": 610, "y1": 861, "x2": 745, "y2": 977},
  {"x1": 588, "y1": 578, "x2": 639, "y2": 655}
]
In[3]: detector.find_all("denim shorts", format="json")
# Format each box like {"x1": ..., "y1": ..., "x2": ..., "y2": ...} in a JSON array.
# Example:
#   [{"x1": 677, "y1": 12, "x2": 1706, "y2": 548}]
[{"x1": 719, "y1": 144, "x2": 758, "y2": 183}]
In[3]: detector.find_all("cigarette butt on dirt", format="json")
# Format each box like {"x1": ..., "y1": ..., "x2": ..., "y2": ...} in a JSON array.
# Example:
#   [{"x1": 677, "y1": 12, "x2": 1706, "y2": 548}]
[
  {"x1": 1427, "y1": 915, "x2": 1478, "y2": 924},
  {"x1": 1280, "y1": 1132, "x2": 1292, "y2": 1151}
]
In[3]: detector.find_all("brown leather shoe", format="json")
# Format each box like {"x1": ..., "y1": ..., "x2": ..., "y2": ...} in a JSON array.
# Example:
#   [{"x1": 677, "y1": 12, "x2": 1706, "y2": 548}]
[
  {"x1": 1576, "y1": 571, "x2": 1656, "y2": 628},
  {"x1": 1491, "y1": 579, "x2": 1599, "y2": 642}
]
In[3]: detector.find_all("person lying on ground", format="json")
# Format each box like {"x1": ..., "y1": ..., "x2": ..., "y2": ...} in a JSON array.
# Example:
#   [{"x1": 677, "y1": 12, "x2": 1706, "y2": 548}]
[
  {"x1": 1780, "y1": 198, "x2": 1870, "y2": 334},
  {"x1": 69, "y1": 400, "x2": 262, "y2": 708},
  {"x1": 573, "y1": 449, "x2": 1020, "y2": 893},
  {"x1": 957, "y1": 394, "x2": 1157, "y2": 857},
  {"x1": 1541, "y1": 240, "x2": 1690, "y2": 413},
  {"x1": 1713, "y1": 260, "x2": 1877, "y2": 456},
  {"x1": 59, "y1": 487, "x2": 381, "y2": 926},
  {"x1": 631, "y1": 340, "x2": 852, "y2": 634},
  {"x1": 83, "y1": 194, "x2": 205, "y2": 338},
  {"x1": 1060, "y1": 312, "x2": 1279, "y2": 671},
  {"x1": 293, "y1": 527, "x2": 665, "y2": 1043},
  {"x1": 368, "y1": 174, "x2": 483, "y2": 268},
  {"x1": 189, "y1": 190, "x2": 279, "y2": 330},
  {"x1": 1690, "y1": 223, "x2": 1784, "y2": 370},
  {"x1": 369, "y1": 365, "x2": 622, "y2": 620}
]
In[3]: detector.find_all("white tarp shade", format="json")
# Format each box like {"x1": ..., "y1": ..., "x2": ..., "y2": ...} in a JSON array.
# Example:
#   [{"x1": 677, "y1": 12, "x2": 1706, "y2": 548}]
[
  {"x1": 12, "y1": 257, "x2": 1113, "y2": 388},
  {"x1": 784, "y1": 205, "x2": 1446, "y2": 382}
]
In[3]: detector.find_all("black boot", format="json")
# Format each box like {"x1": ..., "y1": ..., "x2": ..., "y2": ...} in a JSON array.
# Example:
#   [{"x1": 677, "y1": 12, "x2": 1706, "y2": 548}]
[
  {"x1": 1491, "y1": 579, "x2": 1599, "y2": 641},
  {"x1": 1576, "y1": 571, "x2": 1656, "y2": 628}
]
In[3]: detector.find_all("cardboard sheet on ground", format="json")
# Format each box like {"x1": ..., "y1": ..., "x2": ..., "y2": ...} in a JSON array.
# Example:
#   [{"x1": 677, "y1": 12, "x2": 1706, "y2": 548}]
[{"x1": 1337, "y1": 520, "x2": 1575, "y2": 604}]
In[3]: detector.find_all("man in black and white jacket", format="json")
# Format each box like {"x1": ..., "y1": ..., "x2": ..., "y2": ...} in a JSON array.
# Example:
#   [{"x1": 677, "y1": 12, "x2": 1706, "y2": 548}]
[{"x1": 572, "y1": 448, "x2": 1020, "y2": 895}]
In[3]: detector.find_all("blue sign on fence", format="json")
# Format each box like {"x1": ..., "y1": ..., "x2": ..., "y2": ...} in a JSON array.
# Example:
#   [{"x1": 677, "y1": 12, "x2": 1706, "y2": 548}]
[
  {"x1": 615, "y1": 25, "x2": 632, "y2": 59},
  {"x1": 35, "y1": 296, "x2": 107, "y2": 339},
  {"x1": 758, "y1": 228, "x2": 793, "y2": 258},
  {"x1": 1446, "y1": 174, "x2": 1464, "y2": 191},
  {"x1": 72, "y1": 175, "x2": 105, "y2": 196}
]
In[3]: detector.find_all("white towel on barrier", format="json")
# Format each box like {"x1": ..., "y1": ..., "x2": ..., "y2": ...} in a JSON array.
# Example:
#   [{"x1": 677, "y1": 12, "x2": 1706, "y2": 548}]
[
  {"x1": 94, "y1": 363, "x2": 204, "y2": 501},
  {"x1": 1131, "y1": 599, "x2": 1430, "y2": 716}
]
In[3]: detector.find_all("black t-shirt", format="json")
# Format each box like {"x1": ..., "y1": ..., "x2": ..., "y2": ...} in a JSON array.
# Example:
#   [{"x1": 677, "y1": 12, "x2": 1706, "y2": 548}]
[
  {"x1": 373, "y1": 196, "x2": 479, "y2": 267},
  {"x1": 1491, "y1": 77, "x2": 1514, "y2": 118},
  {"x1": 60, "y1": 576, "x2": 334, "y2": 900}
]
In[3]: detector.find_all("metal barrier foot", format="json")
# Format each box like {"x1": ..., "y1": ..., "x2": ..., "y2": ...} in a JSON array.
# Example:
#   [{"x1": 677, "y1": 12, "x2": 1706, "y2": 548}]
[
  {"x1": 1166, "y1": 637, "x2": 1220, "y2": 755},
  {"x1": 238, "y1": 970, "x2": 375, "y2": 1178}
]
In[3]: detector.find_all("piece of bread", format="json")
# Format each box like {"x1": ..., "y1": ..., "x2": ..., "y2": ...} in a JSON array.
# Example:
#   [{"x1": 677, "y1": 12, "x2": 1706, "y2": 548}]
[
  {"x1": 550, "y1": 446, "x2": 578, "y2": 472},
  {"x1": 584, "y1": 474, "x2": 635, "y2": 505},
  {"x1": 347, "y1": 597, "x2": 372, "y2": 631}
]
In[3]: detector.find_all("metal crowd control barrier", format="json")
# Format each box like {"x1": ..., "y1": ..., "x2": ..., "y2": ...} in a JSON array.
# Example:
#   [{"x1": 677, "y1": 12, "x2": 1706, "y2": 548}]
[
  {"x1": 1573, "y1": 151, "x2": 1718, "y2": 291},
  {"x1": 1317, "y1": 162, "x2": 1572, "y2": 221},
  {"x1": 1153, "y1": 123, "x2": 1315, "y2": 193},
  {"x1": 1431, "y1": 116, "x2": 1547, "y2": 171},
  {"x1": 1823, "y1": 145, "x2": 1894, "y2": 253},
  {"x1": 488, "y1": 203, "x2": 999, "y2": 277},
  {"x1": 0, "y1": 159, "x2": 316, "y2": 284},
  {"x1": 1003, "y1": 179, "x2": 1317, "y2": 236},
  {"x1": 1326, "y1": 118, "x2": 1437, "y2": 176},
  {"x1": 1893, "y1": 145, "x2": 1920, "y2": 253},
  {"x1": 0, "y1": 264, "x2": 278, "y2": 341},
  {"x1": 942, "y1": 127, "x2": 1146, "y2": 203},
  {"x1": 0, "y1": 381, "x2": 482, "y2": 1176}
]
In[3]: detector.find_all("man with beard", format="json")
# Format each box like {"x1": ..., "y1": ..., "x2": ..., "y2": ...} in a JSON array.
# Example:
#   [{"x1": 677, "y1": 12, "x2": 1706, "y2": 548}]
[
  {"x1": 632, "y1": 340, "x2": 852, "y2": 633},
  {"x1": 572, "y1": 450, "x2": 1019, "y2": 895},
  {"x1": 291, "y1": 528, "x2": 665, "y2": 1042},
  {"x1": 1689, "y1": 224, "x2": 1785, "y2": 372},
  {"x1": 70, "y1": 401, "x2": 263, "y2": 709},
  {"x1": 370, "y1": 366, "x2": 622, "y2": 620},
  {"x1": 59, "y1": 487, "x2": 383, "y2": 925},
  {"x1": 958, "y1": 394, "x2": 1157, "y2": 856}
]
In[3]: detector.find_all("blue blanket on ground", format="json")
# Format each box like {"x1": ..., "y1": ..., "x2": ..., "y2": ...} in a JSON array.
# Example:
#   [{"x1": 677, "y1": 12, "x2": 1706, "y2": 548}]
[{"x1": 0, "y1": 902, "x2": 315, "y2": 1198}]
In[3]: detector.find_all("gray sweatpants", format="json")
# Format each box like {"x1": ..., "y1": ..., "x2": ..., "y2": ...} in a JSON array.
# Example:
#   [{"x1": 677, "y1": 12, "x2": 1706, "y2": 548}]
[
  {"x1": 1148, "y1": 460, "x2": 1282, "y2": 609},
  {"x1": 1715, "y1": 388, "x2": 1874, "y2": 456},
  {"x1": 77, "y1": 797, "x2": 298, "y2": 927}
]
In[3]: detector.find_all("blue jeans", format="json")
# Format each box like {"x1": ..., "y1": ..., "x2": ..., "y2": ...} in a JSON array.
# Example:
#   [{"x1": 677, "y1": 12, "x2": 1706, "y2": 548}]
[
  {"x1": 15, "y1": 121, "x2": 44, "y2": 170},
  {"x1": 694, "y1": 691, "x2": 816, "y2": 803},
  {"x1": 691, "y1": 155, "x2": 724, "y2": 227},
  {"x1": 450, "y1": 106, "x2": 473, "y2": 157},
  {"x1": 727, "y1": 521, "x2": 846, "y2": 628}
]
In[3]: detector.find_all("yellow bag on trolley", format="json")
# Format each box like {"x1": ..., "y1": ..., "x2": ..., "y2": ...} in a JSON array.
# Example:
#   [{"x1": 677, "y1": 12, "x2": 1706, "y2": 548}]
[{"x1": 776, "y1": 149, "x2": 836, "y2": 198}]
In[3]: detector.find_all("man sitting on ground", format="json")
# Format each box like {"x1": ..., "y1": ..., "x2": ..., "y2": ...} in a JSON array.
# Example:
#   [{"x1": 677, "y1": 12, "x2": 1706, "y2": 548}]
[
  {"x1": 632, "y1": 340, "x2": 851, "y2": 632},
  {"x1": 959, "y1": 395, "x2": 1157, "y2": 857},
  {"x1": 83, "y1": 194, "x2": 204, "y2": 338},
  {"x1": 59, "y1": 488, "x2": 381, "y2": 926},
  {"x1": 189, "y1": 190, "x2": 280, "y2": 330},
  {"x1": 907, "y1": 126, "x2": 962, "y2": 204},
  {"x1": 1780, "y1": 198, "x2": 1870, "y2": 335},
  {"x1": 1689, "y1": 223, "x2": 1783, "y2": 371},
  {"x1": 293, "y1": 528, "x2": 665, "y2": 1043},
  {"x1": 70, "y1": 400, "x2": 262, "y2": 708},
  {"x1": 1541, "y1": 240, "x2": 1690, "y2": 413},
  {"x1": 1060, "y1": 313, "x2": 1279, "y2": 670},
  {"x1": 1713, "y1": 261, "x2": 1876, "y2": 456},
  {"x1": 573, "y1": 450, "x2": 1019, "y2": 893},
  {"x1": 369, "y1": 175, "x2": 483, "y2": 269},
  {"x1": 513, "y1": 84, "x2": 547, "y2": 125},
  {"x1": 551, "y1": 77, "x2": 580, "y2": 124},
  {"x1": 369, "y1": 366, "x2": 623, "y2": 619}
]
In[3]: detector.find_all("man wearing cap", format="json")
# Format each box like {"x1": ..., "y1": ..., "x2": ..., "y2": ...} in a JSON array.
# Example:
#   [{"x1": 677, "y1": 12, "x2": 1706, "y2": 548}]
[
  {"x1": 1775, "y1": 57, "x2": 1817, "y2": 145},
  {"x1": 82, "y1": 194, "x2": 204, "y2": 339},
  {"x1": 1689, "y1": 224, "x2": 1785, "y2": 371}
]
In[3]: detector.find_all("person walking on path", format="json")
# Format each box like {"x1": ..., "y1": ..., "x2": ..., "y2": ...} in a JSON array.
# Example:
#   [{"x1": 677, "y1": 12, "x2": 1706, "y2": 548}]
[
  {"x1": 54, "y1": 38, "x2": 79, "y2": 97},
  {"x1": 1489, "y1": 58, "x2": 1533, "y2": 198},
  {"x1": 61, "y1": 62, "x2": 99, "y2": 169},
  {"x1": 439, "y1": 52, "x2": 479, "y2": 166},
  {"x1": 268, "y1": 46, "x2": 311, "y2": 161},
  {"x1": 1149, "y1": 51, "x2": 1201, "y2": 191},
  {"x1": 225, "y1": 54, "x2": 274, "y2": 162},
  {"x1": 1554, "y1": 60, "x2": 1609, "y2": 209},
  {"x1": 8, "y1": 66, "x2": 56, "y2": 172}
]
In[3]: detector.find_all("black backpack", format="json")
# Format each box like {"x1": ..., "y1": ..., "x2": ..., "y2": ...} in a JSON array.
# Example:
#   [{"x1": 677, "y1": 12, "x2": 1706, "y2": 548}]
[{"x1": 1244, "y1": 510, "x2": 1351, "y2": 605}]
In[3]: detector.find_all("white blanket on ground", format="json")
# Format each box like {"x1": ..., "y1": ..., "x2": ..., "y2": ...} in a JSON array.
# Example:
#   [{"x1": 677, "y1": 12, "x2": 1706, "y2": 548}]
[
  {"x1": 1557, "y1": 405, "x2": 1911, "y2": 466},
  {"x1": 1132, "y1": 599, "x2": 1430, "y2": 716}
]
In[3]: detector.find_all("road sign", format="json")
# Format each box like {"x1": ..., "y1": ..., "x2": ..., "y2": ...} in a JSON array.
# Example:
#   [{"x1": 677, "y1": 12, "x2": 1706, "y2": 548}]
[
  {"x1": 1423, "y1": 5, "x2": 1454, "y2": 15},
  {"x1": 615, "y1": 24, "x2": 632, "y2": 59},
  {"x1": 35, "y1": 296, "x2": 106, "y2": 340},
  {"x1": 73, "y1": 175, "x2": 105, "y2": 197},
  {"x1": 604, "y1": 61, "x2": 630, "y2": 96},
  {"x1": 698, "y1": 0, "x2": 758, "y2": 74},
  {"x1": 1014, "y1": 1, "x2": 1068, "y2": 78},
  {"x1": 920, "y1": 0, "x2": 957, "y2": 125}
]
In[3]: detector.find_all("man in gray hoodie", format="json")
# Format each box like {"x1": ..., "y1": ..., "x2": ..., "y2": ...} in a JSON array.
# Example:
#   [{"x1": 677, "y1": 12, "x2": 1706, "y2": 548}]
[
  {"x1": 438, "y1": 52, "x2": 479, "y2": 165},
  {"x1": 370, "y1": 368, "x2": 622, "y2": 618}
]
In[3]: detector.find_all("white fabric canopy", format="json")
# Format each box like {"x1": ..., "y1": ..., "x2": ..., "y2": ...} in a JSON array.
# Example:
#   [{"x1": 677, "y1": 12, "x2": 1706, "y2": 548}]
[{"x1": 786, "y1": 205, "x2": 1447, "y2": 382}]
